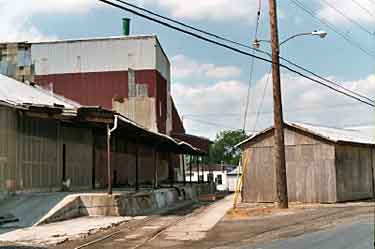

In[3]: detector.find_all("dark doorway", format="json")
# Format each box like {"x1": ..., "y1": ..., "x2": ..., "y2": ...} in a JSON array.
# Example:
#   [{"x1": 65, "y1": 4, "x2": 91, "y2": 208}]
[{"x1": 62, "y1": 143, "x2": 66, "y2": 182}]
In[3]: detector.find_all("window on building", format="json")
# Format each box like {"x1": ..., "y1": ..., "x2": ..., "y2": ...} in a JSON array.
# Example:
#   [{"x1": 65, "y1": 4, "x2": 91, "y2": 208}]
[{"x1": 216, "y1": 174, "x2": 222, "y2": 185}]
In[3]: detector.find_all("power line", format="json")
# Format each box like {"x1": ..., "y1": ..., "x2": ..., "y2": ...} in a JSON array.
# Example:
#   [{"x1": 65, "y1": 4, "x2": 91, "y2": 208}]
[
  {"x1": 185, "y1": 117, "x2": 259, "y2": 133},
  {"x1": 253, "y1": 67, "x2": 272, "y2": 131},
  {"x1": 289, "y1": 0, "x2": 375, "y2": 58},
  {"x1": 113, "y1": 0, "x2": 255, "y2": 51},
  {"x1": 350, "y1": 0, "x2": 375, "y2": 19},
  {"x1": 320, "y1": 0, "x2": 374, "y2": 36},
  {"x1": 243, "y1": 0, "x2": 262, "y2": 131},
  {"x1": 183, "y1": 101, "x2": 373, "y2": 117},
  {"x1": 98, "y1": 0, "x2": 375, "y2": 108},
  {"x1": 115, "y1": 0, "x2": 374, "y2": 104}
]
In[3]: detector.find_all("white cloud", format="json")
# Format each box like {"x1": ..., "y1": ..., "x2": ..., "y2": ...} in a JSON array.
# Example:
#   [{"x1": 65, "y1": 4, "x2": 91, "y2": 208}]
[
  {"x1": 171, "y1": 54, "x2": 241, "y2": 80},
  {"x1": 317, "y1": 0, "x2": 375, "y2": 25},
  {"x1": 0, "y1": 0, "x2": 98, "y2": 42},
  {"x1": 144, "y1": 0, "x2": 260, "y2": 21},
  {"x1": 172, "y1": 72, "x2": 375, "y2": 139}
]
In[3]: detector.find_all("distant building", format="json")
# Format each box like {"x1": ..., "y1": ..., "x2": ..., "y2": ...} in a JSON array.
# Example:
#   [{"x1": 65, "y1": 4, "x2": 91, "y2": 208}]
[
  {"x1": 227, "y1": 167, "x2": 241, "y2": 192},
  {"x1": 186, "y1": 164, "x2": 236, "y2": 191},
  {"x1": 237, "y1": 122, "x2": 375, "y2": 203}
]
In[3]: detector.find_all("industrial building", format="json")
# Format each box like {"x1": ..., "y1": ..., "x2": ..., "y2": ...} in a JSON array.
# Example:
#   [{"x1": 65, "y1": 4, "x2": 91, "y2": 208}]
[
  {"x1": 0, "y1": 34, "x2": 210, "y2": 184},
  {"x1": 237, "y1": 122, "x2": 375, "y2": 203},
  {"x1": 0, "y1": 73, "x2": 204, "y2": 197},
  {"x1": 0, "y1": 35, "x2": 184, "y2": 135}
]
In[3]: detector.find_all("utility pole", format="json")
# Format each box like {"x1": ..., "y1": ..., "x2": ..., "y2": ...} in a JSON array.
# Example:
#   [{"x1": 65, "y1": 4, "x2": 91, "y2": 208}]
[{"x1": 268, "y1": 0, "x2": 288, "y2": 209}]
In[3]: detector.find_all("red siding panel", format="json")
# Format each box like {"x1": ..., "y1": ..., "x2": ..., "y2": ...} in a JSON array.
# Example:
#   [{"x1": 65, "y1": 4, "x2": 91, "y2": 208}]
[
  {"x1": 34, "y1": 69, "x2": 161, "y2": 110},
  {"x1": 155, "y1": 71, "x2": 167, "y2": 134}
]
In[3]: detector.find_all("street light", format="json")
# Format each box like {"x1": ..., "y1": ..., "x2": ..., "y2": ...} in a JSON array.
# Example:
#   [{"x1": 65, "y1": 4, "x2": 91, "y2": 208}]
[{"x1": 252, "y1": 30, "x2": 327, "y2": 48}]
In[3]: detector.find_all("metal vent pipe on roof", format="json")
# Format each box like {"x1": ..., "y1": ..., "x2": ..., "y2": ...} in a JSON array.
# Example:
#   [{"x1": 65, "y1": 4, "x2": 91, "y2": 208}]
[{"x1": 122, "y1": 18, "x2": 131, "y2": 36}]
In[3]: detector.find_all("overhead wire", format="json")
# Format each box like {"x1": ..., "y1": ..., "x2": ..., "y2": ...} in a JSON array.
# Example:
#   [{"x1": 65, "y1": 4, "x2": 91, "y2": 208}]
[
  {"x1": 184, "y1": 101, "x2": 372, "y2": 118},
  {"x1": 97, "y1": 0, "x2": 375, "y2": 108},
  {"x1": 253, "y1": 67, "x2": 272, "y2": 131},
  {"x1": 242, "y1": 0, "x2": 262, "y2": 132},
  {"x1": 114, "y1": 0, "x2": 373, "y2": 104},
  {"x1": 289, "y1": 0, "x2": 375, "y2": 58},
  {"x1": 350, "y1": 0, "x2": 375, "y2": 19},
  {"x1": 320, "y1": 0, "x2": 375, "y2": 36},
  {"x1": 185, "y1": 117, "x2": 259, "y2": 133}
]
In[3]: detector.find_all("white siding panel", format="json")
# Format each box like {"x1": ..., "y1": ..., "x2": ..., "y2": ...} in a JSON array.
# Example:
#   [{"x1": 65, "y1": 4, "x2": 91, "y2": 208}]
[
  {"x1": 155, "y1": 41, "x2": 171, "y2": 85},
  {"x1": 32, "y1": 37, "x2": 157, "y2": 75}
]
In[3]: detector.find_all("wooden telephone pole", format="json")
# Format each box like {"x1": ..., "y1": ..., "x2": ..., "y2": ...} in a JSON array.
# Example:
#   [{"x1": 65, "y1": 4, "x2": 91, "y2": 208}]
[{"x1": 268, "y1": 0, "x2": 288, "y2": 208}]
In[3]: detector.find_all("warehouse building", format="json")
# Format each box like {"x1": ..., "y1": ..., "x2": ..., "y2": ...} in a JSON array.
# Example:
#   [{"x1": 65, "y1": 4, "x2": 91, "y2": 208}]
[
  {"x1": 237, "y1": 122, "x2": 375, "y2": 203},
  {"x1": 0, "y1": 74, "x2": 92, "y2": 194},
  {"x1": 0, "y1": 34, "x2": 211, "y2": 183},
  {"x1": 0, "y1": 74, "x2": 203, "y2": 197}
]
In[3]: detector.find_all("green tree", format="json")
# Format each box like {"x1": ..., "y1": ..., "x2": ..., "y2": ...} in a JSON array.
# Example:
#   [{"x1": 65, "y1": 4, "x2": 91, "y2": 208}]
[{"x1": 209, "y1": 129, "x2": 249, "y2": 165}]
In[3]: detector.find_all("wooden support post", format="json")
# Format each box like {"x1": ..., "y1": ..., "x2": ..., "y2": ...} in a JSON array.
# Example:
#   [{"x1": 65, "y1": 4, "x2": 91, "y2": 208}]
[
  {"x1": 182, "y1": 154, "x2": 186, "y2": 185},
  {"x1": 190, "y1": 155, "x2": 193, "y2": 185},
  {"x1": 196, "y1": 156, "x2": 200, "y2": 184},
  {"x1": 169, "y1": 153, "x2": 174, "y2": 187},
  {"x1": 269, "y1": 0, "x2": 288, "y2": 208},
  {"x1": 92, "y1": 136, "x2": 96, "y2": 190},
  {"x1": 135, "y1": 142, "x2": 139, "y2": 192},
  {"x1": 107, "y1": 124, "x2": 112, "y2": 195},
  {"x1": 153, "y1": 148, "x2": 158, "y2": 189}
]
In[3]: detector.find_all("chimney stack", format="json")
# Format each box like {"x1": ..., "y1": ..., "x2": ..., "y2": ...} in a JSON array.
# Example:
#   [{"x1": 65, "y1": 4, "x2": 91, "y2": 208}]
[{"x1": 122, "y1": 18, "x2": 131, "y2": 36}]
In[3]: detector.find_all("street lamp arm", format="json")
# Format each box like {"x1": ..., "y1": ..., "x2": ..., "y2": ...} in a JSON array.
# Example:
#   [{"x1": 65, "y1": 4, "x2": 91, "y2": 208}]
[
  {"x1": 279, "y1": 32, "x2": 312, "y2": 46},
  {"x1": 253, "y1": 30, "x2": 327, "y2": 48}
]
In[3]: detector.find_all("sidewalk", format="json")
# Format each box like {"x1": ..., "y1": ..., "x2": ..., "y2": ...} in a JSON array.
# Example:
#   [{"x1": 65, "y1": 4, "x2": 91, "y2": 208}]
[{"x1": 162, "y1": 194, "x2": 234, "y2": 241}]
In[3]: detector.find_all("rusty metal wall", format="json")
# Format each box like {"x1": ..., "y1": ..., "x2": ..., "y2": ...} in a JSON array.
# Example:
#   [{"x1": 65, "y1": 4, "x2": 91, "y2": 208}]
[
  {"x1": 61, "y1": 126, "x2": 93, "y2": 189},
  {"x1": 0, "y1": 43, "x2": 34, "y2": 82},
  {"x1": 0, "y1": 106, "x2": 16, "y2": 192},
  {"x1": 17, "y1": 114, "x2": 61, "y2": 191},
  {"x1": 242, "y1": 128, "x2": 337, "y2": 203},
  {"x1": 0, "y1": 106, "x2": 93, "y2": 193},
  {"x1": 94, "y1": 135, "x2": 170, "y2": 188},
  {"x1": 335, "y1": 145, "x2": 374, "y2": 202}
]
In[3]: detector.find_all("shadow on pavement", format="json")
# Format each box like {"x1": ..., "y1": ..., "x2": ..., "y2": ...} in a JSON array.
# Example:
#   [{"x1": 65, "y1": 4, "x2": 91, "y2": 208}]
[{"x1": 0, "y1": 246, "x2": 46, "y2": 249}]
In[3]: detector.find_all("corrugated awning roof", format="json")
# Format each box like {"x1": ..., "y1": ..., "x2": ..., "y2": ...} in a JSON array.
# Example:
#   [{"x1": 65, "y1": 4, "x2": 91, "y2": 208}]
[
  {"x1": 0, "y1": 74, "x2": 202, "y2": 154},
  {"x1": 0, "y1": 74, "x2": 80, "y2": 110},
  {"x1": 236, "y1": 121, "x2": 375, "y2": 147}
]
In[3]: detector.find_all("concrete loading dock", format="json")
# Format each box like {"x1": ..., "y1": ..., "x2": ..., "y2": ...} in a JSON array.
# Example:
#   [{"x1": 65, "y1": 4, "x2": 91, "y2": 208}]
[{"x1": 237, "y1": 122, "x2": 375, "y2": 203}]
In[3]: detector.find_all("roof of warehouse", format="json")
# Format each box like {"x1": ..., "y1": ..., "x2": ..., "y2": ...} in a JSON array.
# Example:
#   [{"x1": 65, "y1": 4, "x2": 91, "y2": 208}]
[
  {"x1": 0, "y1": 74, "x2": 80, "y2": 110},
  {"x1": 236, "y1": 121, "x2": 375, "y2": 147},
  {"x1": 30, "y1": 34, "x2": 157, "y2": 44}
]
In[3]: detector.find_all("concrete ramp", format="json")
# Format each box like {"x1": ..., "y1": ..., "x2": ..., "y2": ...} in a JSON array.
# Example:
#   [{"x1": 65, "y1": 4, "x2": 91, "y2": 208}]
[{"x1": 0, "y1": 192, "x2": 69, "y2": 232}]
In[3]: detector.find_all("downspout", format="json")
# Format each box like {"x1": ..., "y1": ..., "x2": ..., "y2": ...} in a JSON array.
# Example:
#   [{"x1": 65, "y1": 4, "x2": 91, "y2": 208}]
[
  {"x1": 107, "y1": 115, "x2": 119, "y2": 195},
  {"x1": 371, "y1": 145, "x2": 375, "y2": 248}
]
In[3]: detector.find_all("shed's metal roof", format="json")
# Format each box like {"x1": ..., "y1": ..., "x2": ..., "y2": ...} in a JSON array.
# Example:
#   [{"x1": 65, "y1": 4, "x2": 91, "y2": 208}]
[
  {"x1": 0, "y1": 74, "x2": 80, "y2": 109},
  {"x1": 237, "y1": 122, "x2": 375, "y2": 147}
]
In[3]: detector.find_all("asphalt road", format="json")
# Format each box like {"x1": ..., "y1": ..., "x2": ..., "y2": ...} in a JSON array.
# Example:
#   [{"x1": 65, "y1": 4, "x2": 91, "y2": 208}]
[{"x1": 240, "y1": 216, "x2": 374, "y2": 249}]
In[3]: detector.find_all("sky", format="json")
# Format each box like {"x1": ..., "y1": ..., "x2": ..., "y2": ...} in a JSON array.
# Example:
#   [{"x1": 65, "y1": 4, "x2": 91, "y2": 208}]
[{"x1": 1, "y1": 0, "x2": 375, "y2": 139}]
